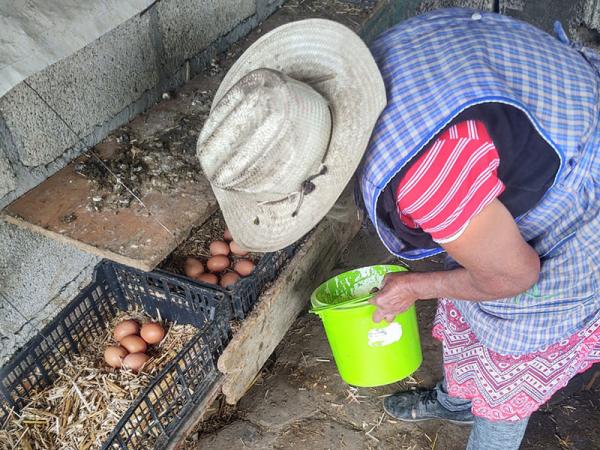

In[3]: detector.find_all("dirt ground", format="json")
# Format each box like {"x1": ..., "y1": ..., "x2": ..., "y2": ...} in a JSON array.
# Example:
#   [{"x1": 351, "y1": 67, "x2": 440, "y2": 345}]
[{"x1": 185, "y1": 227, "x2": 600, "y2": 449}]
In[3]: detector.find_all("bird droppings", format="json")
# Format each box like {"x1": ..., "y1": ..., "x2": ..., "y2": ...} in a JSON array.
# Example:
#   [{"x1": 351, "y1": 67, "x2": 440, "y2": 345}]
[{"x1": 74, "y1": 85, "x2": 215, "y2": 212}]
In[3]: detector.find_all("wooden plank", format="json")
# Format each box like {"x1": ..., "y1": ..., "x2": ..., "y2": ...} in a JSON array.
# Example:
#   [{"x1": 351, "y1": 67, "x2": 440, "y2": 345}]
[
  {"x1": 2, "y1": 141, "x2": 218, "y2": 271},
  {"x1": 217, "y1": 191, "x2": 361, "y2": 404},
  {"x1": 163, "y1": 192, "x2": 361, "y2": 446}
]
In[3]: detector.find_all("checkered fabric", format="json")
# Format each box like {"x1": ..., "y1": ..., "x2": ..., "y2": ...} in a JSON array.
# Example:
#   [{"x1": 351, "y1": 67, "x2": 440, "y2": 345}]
[{"x1": 360, "y1": 8, "x2": 600, "y2": 354}]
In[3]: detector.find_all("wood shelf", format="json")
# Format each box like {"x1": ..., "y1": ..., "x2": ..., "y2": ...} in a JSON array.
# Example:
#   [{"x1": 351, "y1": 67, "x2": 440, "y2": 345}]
[{"x1": 2, "y1": 143, "x2": 218, "y2": 271}]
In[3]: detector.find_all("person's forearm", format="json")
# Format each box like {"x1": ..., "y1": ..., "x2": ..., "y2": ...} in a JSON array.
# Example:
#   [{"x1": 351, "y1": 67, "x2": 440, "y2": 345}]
[{"x1": 405, "y1": 267, "x2": 537, "y2": 302}]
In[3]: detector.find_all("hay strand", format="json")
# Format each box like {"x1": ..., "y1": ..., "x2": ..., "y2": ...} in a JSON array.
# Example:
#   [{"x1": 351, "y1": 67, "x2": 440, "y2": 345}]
[{"x1": 0, "y1": 308, "x2": 198, "y2": 449}]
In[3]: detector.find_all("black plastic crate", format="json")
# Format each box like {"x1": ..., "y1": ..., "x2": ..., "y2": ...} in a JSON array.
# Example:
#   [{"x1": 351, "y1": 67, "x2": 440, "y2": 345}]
[
  {"x1": 105, "y1": 262, "x2": 231, "y2": 342},
  {"x1": 103, "y1": 327, "x2": 222, "y2": 449},
  {"x1": 0, "y1": 261, "x2": 229, "y2": 448},
  {"x1": 110, "y1": 244, "x2": 296, "y2": 321}
]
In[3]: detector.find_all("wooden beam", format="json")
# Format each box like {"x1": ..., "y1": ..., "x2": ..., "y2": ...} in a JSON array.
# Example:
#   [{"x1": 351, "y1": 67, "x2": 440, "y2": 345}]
[{"x1": 217, "y1": 191, "x2": 361, "y2": 404}]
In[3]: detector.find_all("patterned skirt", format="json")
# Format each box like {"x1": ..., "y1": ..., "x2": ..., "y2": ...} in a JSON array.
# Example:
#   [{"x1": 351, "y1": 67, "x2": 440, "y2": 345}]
[{"x1": 432, "y1": 299, "x2": 600, "y2": 421}]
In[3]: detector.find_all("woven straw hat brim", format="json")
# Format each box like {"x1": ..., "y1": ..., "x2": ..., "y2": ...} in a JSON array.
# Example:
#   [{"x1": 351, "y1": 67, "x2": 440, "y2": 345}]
[{"x1": 208, "y1": 19, "x2": 386, "y2": 252}]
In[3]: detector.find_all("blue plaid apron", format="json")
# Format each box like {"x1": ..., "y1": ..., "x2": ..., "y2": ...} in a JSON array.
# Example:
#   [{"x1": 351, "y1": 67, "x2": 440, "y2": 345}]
[{"x1": 360, "y1": 8, "x2": 600, "y2": 355}]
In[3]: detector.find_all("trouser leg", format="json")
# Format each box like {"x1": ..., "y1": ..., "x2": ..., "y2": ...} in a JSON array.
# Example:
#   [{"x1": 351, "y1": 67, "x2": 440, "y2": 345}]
[{"x1": 466, "y1": 415, "x2": 530, "y2": 450}]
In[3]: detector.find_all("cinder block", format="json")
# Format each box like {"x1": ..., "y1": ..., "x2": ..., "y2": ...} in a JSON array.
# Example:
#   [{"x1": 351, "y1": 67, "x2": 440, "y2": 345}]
[
  {"x1": 0, "y1": 221, "x2": 100, "y2": 364},
  {"x1": 157, "y1": 0, "x2": 256, "y2": 72},
  {"x1": 0, "y1": 148, "x2": 16, "y2": 199},
  {"x1": 418, "y1": 0, "x2": 495, "y2": 13},
  {"x1": 499, "y1": 0, "x2": 580, "y2": 34},
  {"x1": 582, "y1": 0, "x2": 600, "y2": 31},
  {"x1": 25, "y1": 13, "x2": 159, "y2": 143},
  {"x1": 0, "y1": 83, "x2": 79, "y2": 167},
  {"x1": 257, "y1": 0, "x2": 284, "y2": 17}
]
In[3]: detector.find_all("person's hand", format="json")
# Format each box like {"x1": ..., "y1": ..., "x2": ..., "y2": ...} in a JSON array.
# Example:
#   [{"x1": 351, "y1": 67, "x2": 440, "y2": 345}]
[{"x1": 369, "y1": 272, "x2": 417, "y2": 323}]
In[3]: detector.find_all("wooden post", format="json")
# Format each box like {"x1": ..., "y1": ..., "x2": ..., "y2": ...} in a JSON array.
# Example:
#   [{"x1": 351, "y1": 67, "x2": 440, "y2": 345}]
[{"x1": 218, "y1": 191, "x2": 361, "y2": 404}]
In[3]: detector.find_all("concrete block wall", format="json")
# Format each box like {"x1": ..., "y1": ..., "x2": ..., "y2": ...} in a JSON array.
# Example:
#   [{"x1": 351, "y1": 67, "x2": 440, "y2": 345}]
[
  {"x1": 499, "y1": 0, "x2": 600, "y2": 45},
  {"x1": 363, "y1": 0, "x2": 600, "y2": 46},
  {"x1": 0, "y1": 0, "x2": 283, "y2": 209},
  {"x1": 417, "y1": 0, "x2": 494, "y2": 13},
  {"x1": 0, "y1": 0, "x2": 283, "y2": 365},
  {"x1": 0, "y1": 223, "x2": 100, "y2": 365}
]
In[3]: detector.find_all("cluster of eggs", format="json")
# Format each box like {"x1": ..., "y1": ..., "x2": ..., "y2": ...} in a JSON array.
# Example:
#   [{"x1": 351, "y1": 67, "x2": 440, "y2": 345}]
[
  {"x1": 103, "y1": 320, "x2": 165, "y2": 372},
  {"x1": 183, "y1": 229, "x2": 255, "y2": 287}
]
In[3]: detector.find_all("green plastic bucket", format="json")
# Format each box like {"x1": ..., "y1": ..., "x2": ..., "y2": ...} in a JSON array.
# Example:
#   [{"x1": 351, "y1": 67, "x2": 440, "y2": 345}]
[{"x1": 311, "y1": 265, "x2": 422, "y2": 387}]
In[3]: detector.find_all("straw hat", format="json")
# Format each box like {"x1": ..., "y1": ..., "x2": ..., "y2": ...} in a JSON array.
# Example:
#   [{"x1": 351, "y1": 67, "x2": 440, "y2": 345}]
[{"x1": 197, "y1": 19, "x2": 386, "y2": 252}]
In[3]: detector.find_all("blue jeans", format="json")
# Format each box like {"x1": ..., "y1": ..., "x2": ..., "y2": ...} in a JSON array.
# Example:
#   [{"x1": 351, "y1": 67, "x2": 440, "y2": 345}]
[{"x1": 436, "y1": 380, "x2": 530, "y2": 450}]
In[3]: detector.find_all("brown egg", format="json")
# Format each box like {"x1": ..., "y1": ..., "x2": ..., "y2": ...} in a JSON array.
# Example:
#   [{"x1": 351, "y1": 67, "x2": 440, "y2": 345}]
[
  {"x1": 229, "y1": 241, "x2": 249, "y2": 256},
  {"x1": 140, "y1": 322, "x2": 165, "y2": 344},
  {"x1": 123, "y1": 353, "x2": 150, "y2": 373},
  {"x1": 220, "y1": 272, "x2": 240, "y2": 287},
  {"x1": 184, "y1": 257, "x2": 204, "y2": 278},
  {"x1": 234, "y1": 259, "x2": 255, "y2": 276},
  {"x1": 104, "y1": 346, "x2": 128, "y2": 368},
  {"x1": 195, "y1": 273, "x2": 218, "y2": 284},
  {"x1": 223, "y1": 228, "x2": 233, "y2": 241},
  {"x1": 209, "y1": 240, "x2": 230, "y2": 256},
  {"x1": 207, "y1": 255, "x2": 230, "y2": 272},
  {"x1": 113, "y1": 320, "x2": 140, "y2": 342},
  {"x1": 120, "y1": 335, "x2": 148, "y2": 354}
]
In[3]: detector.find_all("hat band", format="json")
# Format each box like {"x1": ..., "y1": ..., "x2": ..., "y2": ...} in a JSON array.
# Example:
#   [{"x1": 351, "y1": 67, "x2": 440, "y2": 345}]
[{"x1": 256, "y1": 163, "x2": 329, "y2": 217}]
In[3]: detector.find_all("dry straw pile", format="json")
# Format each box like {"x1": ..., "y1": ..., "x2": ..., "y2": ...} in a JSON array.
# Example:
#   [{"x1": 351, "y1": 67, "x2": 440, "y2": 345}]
[{"x1": 1, "y1": 309, "x2": 198, "y2": 449}]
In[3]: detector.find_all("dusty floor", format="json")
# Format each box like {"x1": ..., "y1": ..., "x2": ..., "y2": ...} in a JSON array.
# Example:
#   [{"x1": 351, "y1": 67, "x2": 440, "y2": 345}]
[{"x1": 185, "y1": 228, "x2": 600, "y2": 449}]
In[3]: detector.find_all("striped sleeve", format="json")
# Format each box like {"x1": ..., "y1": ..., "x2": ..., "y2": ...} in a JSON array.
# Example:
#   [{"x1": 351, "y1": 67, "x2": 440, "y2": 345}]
[{"x1": 395, "y1": 120, "x2": 505, "y2": 243}]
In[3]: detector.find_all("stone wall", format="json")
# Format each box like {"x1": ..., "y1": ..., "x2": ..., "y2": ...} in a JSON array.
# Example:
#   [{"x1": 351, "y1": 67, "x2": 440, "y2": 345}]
[{"x1": 415, "y1": 0, "x2": 600, "y2": 47}]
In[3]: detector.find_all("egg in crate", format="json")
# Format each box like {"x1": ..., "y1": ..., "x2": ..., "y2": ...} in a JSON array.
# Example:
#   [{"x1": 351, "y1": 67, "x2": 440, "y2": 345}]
[
  {"x1": 223, "y1": 228, "x2": 233, "y2": 241},
  {"x1": 113, "y1": 319, "x2": 140, "y2": 342},
  {"x1": 184, "y1": 257, "x2": 204, "y2": 278},
  {"x1": 209, "y1": 240, "x2": 230, "y2": 256},
  {"x1": 196, "y1": 273, "x2": 218, "y2": 284},
  {"x1": 123, "y1": 353, "x2": 150, "y2": 373},
  {"x1": 234, "y1": 259, "x2": 255, "y2": 276},
  {"x1": 104, "y1": 346, "x2": 128, "y2": 368},
  {"x1": 140, "y1": 322, "x2": 165, "y2": 344},
  {"x1": 207, "y1": 255, "x2": 230, "y2": 272},
  {"x1": 220, "y1": 272, "x2": 240, "y2": 287},
  {"x1": 120, "y1": 335, "x2": 148, "y2": 353},
  {"x1": 229, "y1": 241, "x2": 248, "y2": 256}
]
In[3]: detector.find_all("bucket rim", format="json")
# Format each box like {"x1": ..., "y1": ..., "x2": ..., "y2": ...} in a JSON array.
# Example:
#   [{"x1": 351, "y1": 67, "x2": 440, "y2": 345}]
[{"x1": 310, "y1": 264, "x2": 408, "y2": 310}]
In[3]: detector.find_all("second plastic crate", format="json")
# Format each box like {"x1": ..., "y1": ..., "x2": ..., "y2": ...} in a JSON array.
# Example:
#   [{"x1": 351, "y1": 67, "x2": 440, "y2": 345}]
[{"x1": 109, "y1": 243, "x2": 296, "y2": 321}]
